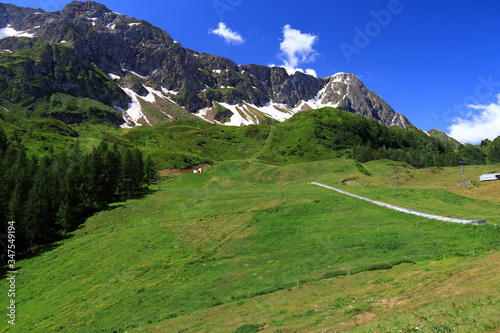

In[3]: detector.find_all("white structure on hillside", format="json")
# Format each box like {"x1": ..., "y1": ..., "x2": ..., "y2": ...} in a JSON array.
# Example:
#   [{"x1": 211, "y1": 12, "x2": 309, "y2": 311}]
[
  {"x1": 311, "y1": 182, "x2": 487, "y2": 226},
  {"x1": 479, "y1": 173, "x2": 500, "y2": 182}
]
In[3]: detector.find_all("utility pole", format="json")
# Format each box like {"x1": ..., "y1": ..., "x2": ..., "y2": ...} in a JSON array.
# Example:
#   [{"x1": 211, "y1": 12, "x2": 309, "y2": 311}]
[
  {"x1": 123, "y1": 175, "x2": 131, "y2": 199},
  {"x1": 459, "y1": 161, "x2": 466, "y2": 190},
  {"x1": 155, "y1": 172, "x2": 161, "y2": 191},
  {"x1": 394, "y1": 169, "x2": 399, "y2": 188}
]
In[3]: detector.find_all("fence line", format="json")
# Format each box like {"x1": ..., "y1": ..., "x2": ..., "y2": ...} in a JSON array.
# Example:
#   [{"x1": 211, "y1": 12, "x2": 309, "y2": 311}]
[
  {"x1": 111, "y1": 243, "x2": 500, "y2": 332},
  {"x1": 165, "y1": 222, "x2": 406, "y2": 230},
  {"x1": 311, "y1": 182, "x2": 487, "y2": 225},
  {"x1": 161, "y1": 221, "x2": 497, "y2": 231}
]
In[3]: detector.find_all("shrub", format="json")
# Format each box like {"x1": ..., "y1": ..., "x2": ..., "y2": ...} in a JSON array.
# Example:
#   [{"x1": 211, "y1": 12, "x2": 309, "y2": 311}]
[{"x1": 234, "y1": 323, "x2": 264, "y2": 333}]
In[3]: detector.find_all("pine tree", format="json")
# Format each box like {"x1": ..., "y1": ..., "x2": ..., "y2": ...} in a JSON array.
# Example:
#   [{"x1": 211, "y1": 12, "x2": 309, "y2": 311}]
[
  {"x1": 487, "y1": 136, "x2": 500, "y2": 164},
  {"x1": 132, "y1": 148, "x2": 145, "y2": 190},
  {"x1": 93, "y1": 141, "x2": 121, "y2": 204},
  {"x1": 143, "y1": 154, "x2": 157, "y2": 189},
  {"x1": 79, "y1": 150, "x2": 101, "y2": 211},
  {"x1": 5, "y1": 150, "x2": 35, "y2": 254},
  {"x1": 0, "y1": 136, "x2": 10, "y2": 225},
  {"x1": 25, "y1": 156, "x2": 58, "y2": 246},
  {"x1": 6, "y1": 151, "x2": 32, "y2": 222},
  {"x1": 81, "y1": 141, "x2": 112, "y2": 210},
  {"x1": 56, "y1": 142, "x2": 86, "y2": 231},
  {"x1": 0, "y1": 127, "x2": 7, "y2": 152}
]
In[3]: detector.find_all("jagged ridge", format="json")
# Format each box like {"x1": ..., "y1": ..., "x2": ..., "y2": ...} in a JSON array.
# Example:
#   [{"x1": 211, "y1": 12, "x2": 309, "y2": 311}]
[{"x1": 0, "y1": 1, "x2": 411, "y2": 128}]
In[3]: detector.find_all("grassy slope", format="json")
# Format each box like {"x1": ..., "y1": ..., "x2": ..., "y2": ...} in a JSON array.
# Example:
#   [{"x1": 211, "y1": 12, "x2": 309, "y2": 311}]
[
  {"x1": 0, "y1": 159, "x2": 498, "y2": 332},
  {"x1": 316, "y1": 160, "x2": 500, "y2": 226},
  {"x1": 122, "y1": 120, "x2": 271, "y2": 169},
  {"x1": 0, "y1": 109, "x2": 498, "y2": 332},
  {"x1": 0, "y1": 110, "x2": 270, "y2": 168},
  {"x1": 0, "y1": 108, "x2": 78, "y2": 155},
  {"x1": 140, "y1": 251, "x2": 499, "y2": 333}
]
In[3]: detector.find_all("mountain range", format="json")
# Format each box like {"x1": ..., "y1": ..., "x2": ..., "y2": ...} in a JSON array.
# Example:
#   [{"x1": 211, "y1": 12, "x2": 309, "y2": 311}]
[{"x1": 0, "y1": 1, "x2": 412, "y2": 128}]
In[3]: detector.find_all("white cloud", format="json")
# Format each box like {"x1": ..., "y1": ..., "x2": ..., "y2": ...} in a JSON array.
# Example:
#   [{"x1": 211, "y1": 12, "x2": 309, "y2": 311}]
[
  {"x1": 278, "y1": 24, "x2": 319, "y2": 77},
  {"x1": 209, "y1": 22, "x2": 245, "y2": 45},
  {"x1": 447, "y1": 94, "x2": 500, "y2": 144},
  {"x1": 305, "y1": 68, "x2": 318, "y2": 77}
]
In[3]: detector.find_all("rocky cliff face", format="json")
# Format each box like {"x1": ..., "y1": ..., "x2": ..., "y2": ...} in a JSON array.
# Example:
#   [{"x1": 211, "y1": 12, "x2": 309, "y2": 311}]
[
  {"x1": 311, "y1": 73, "x2": 411, "y2": 128},
  {"x1": 0, "y1": 1, "x2": 412, "y2": 128}
]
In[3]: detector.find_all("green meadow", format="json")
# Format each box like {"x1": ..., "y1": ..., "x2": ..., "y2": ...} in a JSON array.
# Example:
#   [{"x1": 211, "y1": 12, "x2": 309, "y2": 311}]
[{"x1": 1, "y1": 159, "x2": 498, "y2": 332}]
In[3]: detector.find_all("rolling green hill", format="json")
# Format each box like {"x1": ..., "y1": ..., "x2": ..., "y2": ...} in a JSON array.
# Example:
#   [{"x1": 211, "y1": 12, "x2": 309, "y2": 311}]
[
  {"x1": 0, "y1": 159, "x2": 498, "y2": 332},
  {"x1": 0, "y1": 3, "x2": 498, "y2": 332},
  {"x1": 0, "y1": 106, "x2": 491, "y2": 169},
  {"x1": 0, "y1": 107, "x2": 499, "y2": 332}
]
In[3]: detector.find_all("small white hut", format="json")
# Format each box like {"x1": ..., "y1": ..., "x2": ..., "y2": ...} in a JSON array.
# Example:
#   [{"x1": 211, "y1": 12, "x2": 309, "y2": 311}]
[{"x1": 479, "y1": 173, "x2": 500, "y2": 182}]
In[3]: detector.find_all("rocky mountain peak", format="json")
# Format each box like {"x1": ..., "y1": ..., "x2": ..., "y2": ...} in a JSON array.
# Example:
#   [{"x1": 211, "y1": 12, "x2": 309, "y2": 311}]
[
  {"x1": 427, "y1": 128, "x2": 461, "y2": 147},
  {"x1": 0, "y1": 3, "x2": 43, "y2": 29},
  {"x1": 61, "y1": 1, "x2": 115, "y2": 21},
  {"x1": 63, "y1": 1, "x2": 111, "y2": 13},
  {"x1": 0, "y1": 1, "x2": 413, "y2": 129}
]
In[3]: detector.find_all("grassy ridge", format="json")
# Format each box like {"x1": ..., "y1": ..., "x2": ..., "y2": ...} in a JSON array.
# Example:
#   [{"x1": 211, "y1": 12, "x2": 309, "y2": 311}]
[
  {"x1": 0, "y1": 106, "x2": 491, "y2": 170},
  {"x1": 1, "y1": 159, "x2": 498, "y2": 332},
  {"x1": 122, "y1": 120, "x2": 271, "y2": 169}
]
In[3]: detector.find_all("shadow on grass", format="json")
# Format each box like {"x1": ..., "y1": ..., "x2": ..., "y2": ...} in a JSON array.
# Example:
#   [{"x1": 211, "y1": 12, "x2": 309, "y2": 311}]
[
  {"x1": 115, "y1": 187, "x2": 161, "y2": 202},
  {"x1": 0, "y1": 265, "x2": 21, "y2": 282},
  {"x1": 1, "y1": 188, "x2": 160, "y2": 279}
]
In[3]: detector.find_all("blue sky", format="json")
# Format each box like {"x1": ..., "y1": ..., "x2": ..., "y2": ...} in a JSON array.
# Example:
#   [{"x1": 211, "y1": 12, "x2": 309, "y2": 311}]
[{"x1": 7, "y1": 0, "x2": 500, "y2": 143}]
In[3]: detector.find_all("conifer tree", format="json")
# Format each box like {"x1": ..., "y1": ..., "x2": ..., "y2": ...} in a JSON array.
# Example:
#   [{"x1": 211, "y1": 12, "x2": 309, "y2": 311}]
[
  {"x1": 0, "y1": 127, "x2": 7, "y2": 152},
  {"x1": 0, "y1": 132, "x2": 10, "y2": 225},
  {"x1": 56, "y1": 141, "x2": 86, "y2": 231},
  {"x1": 132, "y1": 148, "x2": 145, "y2": 190},
  {"x1": 25, "y1": 156, "x2": 58, "y2": 246},
  {"x1": 92, "y1": 141, "x2": 120, "y2": 204},
  {"x1": 143, "y1": 154, "x2": 157, "y2": 189},
  {"x1": 6, "y1": 151, "x2": 32, "y2": 222}
]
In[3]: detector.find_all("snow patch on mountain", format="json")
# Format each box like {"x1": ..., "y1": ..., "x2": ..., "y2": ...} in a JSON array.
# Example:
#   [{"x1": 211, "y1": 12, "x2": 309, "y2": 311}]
[
  {"x1": 128, "y1": 69, "x2": 150, "y2": 80},
  {"x1": 216, "y1": 103, "x2": 257, "y2": 126},
  {"x1": 117, "y1": 88, "x2": 152, "y2": 127},
  {"x1": 161, "y1": 87, "x2": 179, "y2": 96},
  {"x1": 0, "y1": 25, "x2": 34, "y2": 39},
  {"x1": 259, "y1": 102, "x2": 295, "y2": 122},
  {"x1": 108, "y1": 73, "x2": 121, "y2": 80},
  {"x1": 114, "y1": 69, "x2": 410, "y2": 129},
  {"x1": 116, "y1": 84, "x2": 183, "y2": 126},
  {"x1": 195, "y1": 107, "x2": 215, "y2": 123}
]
